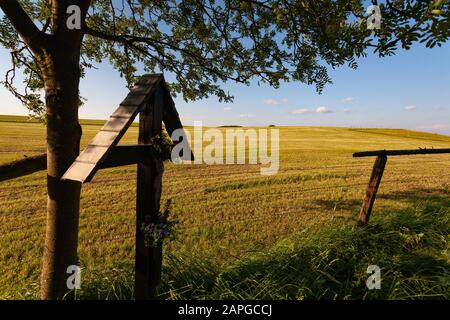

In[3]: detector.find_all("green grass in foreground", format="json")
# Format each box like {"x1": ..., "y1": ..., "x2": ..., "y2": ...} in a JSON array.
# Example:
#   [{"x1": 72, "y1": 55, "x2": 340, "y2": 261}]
[
  {"x1": 0, "y1": 115, "x2": 449, "y2": 299},
  {"x1": 76, "y1": 191, "x2": 450, "y2": 300}
]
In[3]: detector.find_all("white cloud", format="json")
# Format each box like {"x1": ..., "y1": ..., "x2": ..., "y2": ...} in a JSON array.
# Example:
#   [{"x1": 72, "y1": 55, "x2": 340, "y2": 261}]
[
  {"x1": 292, "y1": 108, "x2": 312, "y2": 114},
  {"x1": 292, "y1": 106, "x2": 333, "y2": 114},
  {"x1": 263, "y1": 99, "x2": 281, "y2": 106},
  {"x1": 341, "y1": 108, "x2": 351, "y2": 113},
  {"x1": 239, "y1": 114, "x2": 255, "y2": 118},
  {"x1": 341, "y1": 97, "x2": 354, "y2": 103},
  {"x1": 223, "y1": 107, "x2": 232, "y2": 111},
  {"x1": 316, "y1": 106, "x2": 332, "y2": 114},
  {"x1": 405, "y1": 105, "x2": 417, "y2": 111}
]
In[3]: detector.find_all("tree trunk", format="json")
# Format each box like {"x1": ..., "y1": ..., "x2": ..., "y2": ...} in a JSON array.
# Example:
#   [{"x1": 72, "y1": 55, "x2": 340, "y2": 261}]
[{"x1": 39, "y1": 45, "x2": 83, "y2": 299}]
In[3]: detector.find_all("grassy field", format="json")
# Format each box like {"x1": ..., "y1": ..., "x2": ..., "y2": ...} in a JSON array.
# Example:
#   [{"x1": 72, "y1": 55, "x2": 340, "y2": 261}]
[{"x1": 0, "y1": 114, "x2": 449, "y2": 299}]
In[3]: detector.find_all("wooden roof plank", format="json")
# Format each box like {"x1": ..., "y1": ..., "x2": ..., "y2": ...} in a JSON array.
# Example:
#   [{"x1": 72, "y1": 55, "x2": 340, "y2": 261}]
[
  {"x1": 120, "y1": 93, "x2": 148, "y2": 106},
  {"x1": 62, "y1": 110, "x2": 140, "y2": 182},
  {"x1": 76, "y1": 145, "x2": 109, "y2": 164},
  {"x1": 61, "y1": 161, "x2": 97, "y2": 183},
  {"x1": 135, "y1": 74, "x2": 162, "y2": 85},
  {"x1": 61, "y1": 73, "x2": 192, "y2": 183},
  {"x1": 101, "y1": 116, "x2": 133, "y2": 132},
  {"x1": 160, "y1": 81, "x2": 194, "y2": 161},
  {"x1": 130, "y1": 84, "x2": 155, "y2": 95},
  {"x1": 90, "y1": 130, "x2": 121, "y2": 147},
  {"x1": 110, "y1": 105, "x2": 139, "y2": 119},
  {"x1": 62, "y1": 74, "x2": 164, "y2": 183}
]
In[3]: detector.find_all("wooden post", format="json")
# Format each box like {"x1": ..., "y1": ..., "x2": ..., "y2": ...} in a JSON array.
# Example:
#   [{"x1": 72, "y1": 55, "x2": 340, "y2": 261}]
[
  {"x1": 57, "y1": 75, "x2": 188, "y2": 298},
  {"x1": 135, "y1": 86, "x2": 164, "y2": 300},
  {"x1": 358, "y1": 155, "x2": 387, "y2": 227}
]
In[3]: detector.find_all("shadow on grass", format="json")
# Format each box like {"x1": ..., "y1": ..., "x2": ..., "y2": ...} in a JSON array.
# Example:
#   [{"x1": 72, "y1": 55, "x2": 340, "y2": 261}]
[
  {"x1": 159, "y1": 188, "x2": 449, "y2": 300},
  {"x1": 77, "y1": 188, "x2": 449, "y2": 300},
  {"x1": 378, "y1": 187, "x2": 450, "y2": 202}
]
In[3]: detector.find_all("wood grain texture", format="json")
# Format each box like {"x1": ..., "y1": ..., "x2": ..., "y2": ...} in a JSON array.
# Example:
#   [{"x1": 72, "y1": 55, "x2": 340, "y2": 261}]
[
  {"x1": 358, "y1": 155, "x2": 388, "y2": 227},
  {"x1": 136, "y1": 74, "x2": 162, "y2": 86},
  {"x1": 354, "y1": 148, "x2": 450, "y2": 157},
  {"x1": 75, "y1": 145, "x2": 109, "y2": 164},
  {"x1": 120, "y1": 94, "x2": 148, "y2": 107},
  {"x1": 61, "y1": 74, "x2": 164, "y2": 183},
  {"x1": 110, "y1": 105, "x2": 139, "y2": 119},
  {"x1": 134, "y1": 91, "x2": 164, "y2": 300},
  {"x1": 61, "y1": 161, "x2": 97, "y2": 183},
  {"x1": 101, "y1": 117, "x2": 132, "y2": 132},
  {"x1": 90, "y1": 130, "x2": 121, "y2": 147}
]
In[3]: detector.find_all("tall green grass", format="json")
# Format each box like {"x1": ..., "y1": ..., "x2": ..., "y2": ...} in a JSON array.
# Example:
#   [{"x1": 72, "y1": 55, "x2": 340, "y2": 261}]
[
  {"x1": 205, "y1": 172, "x2": 355, "y2": 193},
  {"x1": 74, "y1": 192, "x2": 449, "y2": 300}
]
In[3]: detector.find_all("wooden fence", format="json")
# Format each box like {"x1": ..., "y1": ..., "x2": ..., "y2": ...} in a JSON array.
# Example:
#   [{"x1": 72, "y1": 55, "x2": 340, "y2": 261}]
[
  {"x1": 353, "y1": 148, "x2": 450, "y2": 227},
  {"x1": 0, "y1": 74, "x2": 192, "y2": 300}
]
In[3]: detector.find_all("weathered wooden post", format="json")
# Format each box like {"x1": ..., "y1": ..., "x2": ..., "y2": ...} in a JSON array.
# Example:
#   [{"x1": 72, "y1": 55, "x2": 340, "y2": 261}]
[
  {"x1": 357, "y1": 155, "x2": 387, "y2": 227},
  {"x1": 354, "y1": 147, "x2": 450, "y2": 226},
  {"x1": 135, "y1": 85, "x2": 164, "y2": 299}
]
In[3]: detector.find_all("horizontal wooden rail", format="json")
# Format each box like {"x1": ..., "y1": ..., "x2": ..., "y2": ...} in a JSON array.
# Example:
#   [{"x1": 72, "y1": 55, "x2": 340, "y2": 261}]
[
  {"x1": 101, "y1": 144, "x2": 171, "y2": 168},
  {"x1": 0, "y1": 154, "x2": 46, "y2": 182},
  {"x1": 0, "y1": 144, "x2": 173, "y2": 182},
  {"x1": 353, "y1": 148, "x2": 450, "y2": 158}
]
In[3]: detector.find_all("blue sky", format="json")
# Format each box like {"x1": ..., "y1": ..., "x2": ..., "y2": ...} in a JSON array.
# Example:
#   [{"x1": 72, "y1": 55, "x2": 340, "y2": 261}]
[{"x1": 1, "y1": 41, "x2": 449, "y2": 135}]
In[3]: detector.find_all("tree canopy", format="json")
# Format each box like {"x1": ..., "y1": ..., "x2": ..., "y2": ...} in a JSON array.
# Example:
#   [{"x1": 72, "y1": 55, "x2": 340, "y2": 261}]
[{"x1": 0, "y1": 0, "x2": 444, "y2": 119}]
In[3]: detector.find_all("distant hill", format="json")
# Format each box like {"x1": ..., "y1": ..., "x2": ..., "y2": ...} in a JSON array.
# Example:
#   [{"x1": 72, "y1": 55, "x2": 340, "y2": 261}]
[{"x1": 0, "y1": 114, "x2": 139, "y2": 127}]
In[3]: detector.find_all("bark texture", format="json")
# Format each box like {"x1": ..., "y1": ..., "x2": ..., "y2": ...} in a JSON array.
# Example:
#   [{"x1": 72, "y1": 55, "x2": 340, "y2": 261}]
[
  {"x1": 0, "y1": 0, "x2": 88, "y2": 299},
  {"x1": 38, "y1": 32, "x2": 84, "y2": 299}
]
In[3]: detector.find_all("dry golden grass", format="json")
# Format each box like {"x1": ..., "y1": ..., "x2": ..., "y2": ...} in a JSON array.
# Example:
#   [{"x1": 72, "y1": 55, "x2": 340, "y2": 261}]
[{"x1": 0, "y1": 115, "x2": 449, "y2": 299}]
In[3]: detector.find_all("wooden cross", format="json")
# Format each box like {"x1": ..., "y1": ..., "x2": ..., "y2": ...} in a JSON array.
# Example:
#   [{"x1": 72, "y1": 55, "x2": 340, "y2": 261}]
[{"x1": 62, "y1": 74, "x2": 192, "y2": 299}]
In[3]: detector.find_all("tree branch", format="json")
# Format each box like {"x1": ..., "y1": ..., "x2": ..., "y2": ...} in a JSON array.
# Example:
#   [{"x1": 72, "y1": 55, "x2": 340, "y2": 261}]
[
  {"x1": 0, "y1": 0, "x2": 47, "y2": 55},
  {"x1": 84, "y1": 26, "x2": 249, "y2": 84}
]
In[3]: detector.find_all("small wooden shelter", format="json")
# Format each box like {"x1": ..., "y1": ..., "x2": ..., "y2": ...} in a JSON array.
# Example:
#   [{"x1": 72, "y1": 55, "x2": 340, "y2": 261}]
[{"x1": 62, "y1": 74, "x2": 192, "y2": 299}]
